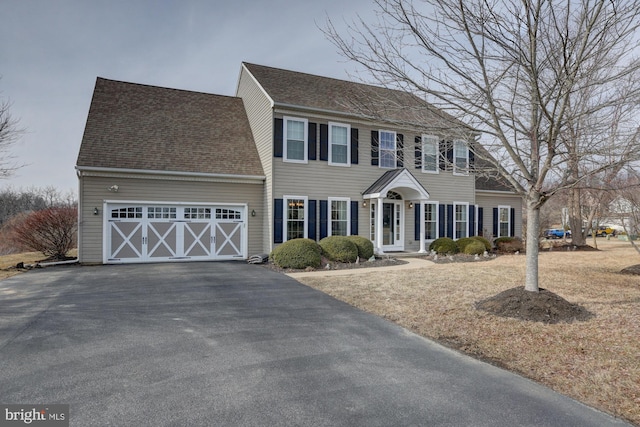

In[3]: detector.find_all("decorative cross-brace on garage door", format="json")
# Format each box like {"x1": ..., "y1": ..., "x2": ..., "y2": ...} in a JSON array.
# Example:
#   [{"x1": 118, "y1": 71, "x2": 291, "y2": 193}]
[{"x1": 104, "y1": 203, "x2": 247, "y2": 264}]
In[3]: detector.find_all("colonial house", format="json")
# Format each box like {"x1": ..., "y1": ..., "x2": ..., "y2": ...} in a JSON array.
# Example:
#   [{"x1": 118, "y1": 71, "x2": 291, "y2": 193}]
[{"x1": 75, "y1": 63, "x2": 522, "y2": 264}]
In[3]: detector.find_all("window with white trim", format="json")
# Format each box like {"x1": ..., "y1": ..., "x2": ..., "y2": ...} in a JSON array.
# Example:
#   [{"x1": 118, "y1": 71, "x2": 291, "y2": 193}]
[
  {"x1": 379, "y1": 130, "x2": 396, "y2": 168},
  {"x1": 284, "y1": 117, "x2": 308, "y2": 163},
  {"x1": 329, "y1": 197, "x2": 350, "y2": 236},
  {"x1": 422, "y1": 135, "x2": 439, "y2": 173},
  {"x1": 454, "y1": 202, "x2": 468, "y2": 239},
  {"x1": 453, "y1": 140, "x2": 469, "y2": 175},
  {"x1": 499, "y1": 205, "x2": 511, "y2": 237},
  {"x1": 329, "y1": 122, "x2": 350, "y2": 166},
  {"x1": 424, "y1": 202, "x2": 439, "y2": 240},
  {"x1": 284, "y1": 196, "x2": 307, "y2": 241}
]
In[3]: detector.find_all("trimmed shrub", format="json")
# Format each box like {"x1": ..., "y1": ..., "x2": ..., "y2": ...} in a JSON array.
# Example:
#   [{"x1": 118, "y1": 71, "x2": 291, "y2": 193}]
[
  {"x1": 494, "y1": 236, "x2": 523, "y2": 253},
  {"x1": 471, "y1": 236, "x2": 492, "y2": 251},
  {"x1": 319, "y1": 236, "x2": 358, "y2": 263},
  {"x1": 455, "y1": 237, "x2": 476, "y2": 253},
  {"x1": 346, "y1": 235, "x2": 374, "y2": 260},
  {"x1": 270, "y1": 238, "x2": 322, "y2": 269},
  {"x1": 463, "y1": 240, "x2": 486, "y2": 255},
  {"x1": 429, "y1": 237, "x2": 459, "y2": 254}
]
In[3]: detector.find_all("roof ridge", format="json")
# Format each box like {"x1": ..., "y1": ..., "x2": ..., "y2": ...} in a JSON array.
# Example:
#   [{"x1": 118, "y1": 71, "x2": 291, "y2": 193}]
[{"x1": 95, "y1": 77, "x2": 239, "y2": 100}]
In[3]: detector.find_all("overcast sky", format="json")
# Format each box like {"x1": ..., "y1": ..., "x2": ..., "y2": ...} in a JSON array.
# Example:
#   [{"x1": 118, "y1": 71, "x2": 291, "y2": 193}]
[{"x1": 0, "y1": 0, "x2": 375, "y2": 193}]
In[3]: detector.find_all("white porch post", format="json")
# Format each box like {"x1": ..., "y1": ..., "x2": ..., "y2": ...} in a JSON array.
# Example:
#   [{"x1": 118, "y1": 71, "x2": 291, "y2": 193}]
[
  {"x1": 376, "y1": 197, "x2": 384, "y2": 254},
  {"x1": 418, "y1": 201, "x2": 426, "y2": 253}
]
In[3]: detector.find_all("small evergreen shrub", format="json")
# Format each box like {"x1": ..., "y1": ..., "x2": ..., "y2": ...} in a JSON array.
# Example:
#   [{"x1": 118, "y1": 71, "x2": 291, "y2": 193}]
[
  {"x1": 494, "y1": 236, "x2": 523, "y2": 253},
  {"x1": 455, "y1": 237, "x2": 476, "y2": 253},
  {"x1": 319, "y1": 236, "x2": 358, "y2": 263},
  {"x1": 429, "y1": 237, "x2": 459, "y2": 254},
  {"x1": 270, "y1": 238, "x2": 322, "y2": 269},
  {"x1": 463, "y1": 240, "x2": 486, "y2": 255},
  {"x1": 471, "y1": 236, "x2": 492, "y2": 251},
  {"x1": 346, "y1": 235, "x2": 374, "y2": 260}
]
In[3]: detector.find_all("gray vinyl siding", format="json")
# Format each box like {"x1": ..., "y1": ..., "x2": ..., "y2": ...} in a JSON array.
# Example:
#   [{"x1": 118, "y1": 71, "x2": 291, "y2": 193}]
[
  {"x1": 476, "y1": 192, "x2": 523, "y2": 239},
  {"x1": 78, "y1": 174, "x2": 263, "y2": 263},
  {"x1": 237, "y1": 67, "x2": 275, "y2": 253},
  {"x1": 271, "y1": 109, "x2": 476, "y2": 250}
]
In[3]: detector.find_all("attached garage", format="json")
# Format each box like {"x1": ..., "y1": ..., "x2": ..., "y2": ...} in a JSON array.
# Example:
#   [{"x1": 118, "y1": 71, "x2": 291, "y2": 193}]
[{"x1": 104, "y1": 202, "x2": 247, "y2": 264}]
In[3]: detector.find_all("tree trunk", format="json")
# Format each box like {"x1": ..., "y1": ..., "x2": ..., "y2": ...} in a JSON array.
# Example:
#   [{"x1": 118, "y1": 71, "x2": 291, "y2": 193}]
[
  {"x1": 569, "y1": 187, "x2": 586, "y2": 246},
  {"x1": 524, "y1": 197, "x2": 541, "y2": 292}
]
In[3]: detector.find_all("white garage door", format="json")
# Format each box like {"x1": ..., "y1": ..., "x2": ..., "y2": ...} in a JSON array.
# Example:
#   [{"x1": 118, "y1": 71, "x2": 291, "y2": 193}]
[{"x1": 104, "y1": 203, "x2": 247, "y2": 264}]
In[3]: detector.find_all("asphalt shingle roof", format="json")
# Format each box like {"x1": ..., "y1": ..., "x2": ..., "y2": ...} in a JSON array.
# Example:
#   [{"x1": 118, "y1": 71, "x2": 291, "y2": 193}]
[{"x1": 77, "y1": 78, "x2": 264, "y2": 177}]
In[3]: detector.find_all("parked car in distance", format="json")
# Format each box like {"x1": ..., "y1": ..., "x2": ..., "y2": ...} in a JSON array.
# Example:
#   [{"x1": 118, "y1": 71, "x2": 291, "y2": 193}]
[
  {"x1": 595, "y1": 226, "x2": 616, "y2": 237},
  {"x1": 544, "y1": 229, "x2": 571, "y2": 239}
]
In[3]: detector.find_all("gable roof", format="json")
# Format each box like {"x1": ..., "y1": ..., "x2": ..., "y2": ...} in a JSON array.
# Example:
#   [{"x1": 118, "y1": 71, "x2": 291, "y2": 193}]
[
  {"x1": 363, "y1": 168, "x2": 430, "y2": 201},
  {"x1": 77, "y1": 78, "x2": 264, "y2": 178},
  {"x1": 242, "y1": 63, "x2": 468, "y2": 132}
]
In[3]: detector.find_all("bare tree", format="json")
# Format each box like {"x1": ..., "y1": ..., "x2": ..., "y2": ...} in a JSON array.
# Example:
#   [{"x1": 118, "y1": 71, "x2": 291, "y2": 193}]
[
  {"x1": 325, "y1": 0, "x2": 640, "y2": 292},
  {"x1": 0, "y1": 86, "x2": 24, "y2": 178}
]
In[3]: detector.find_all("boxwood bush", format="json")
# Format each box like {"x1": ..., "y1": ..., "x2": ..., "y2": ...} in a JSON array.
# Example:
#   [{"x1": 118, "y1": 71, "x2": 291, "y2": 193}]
[
  {"x1": 319, "y1": 236, "x2": 358, "y2": 263},
  {"x1": 429, "y1": 237, "x2": 459, "y2": 254},
  {"x1": 463, "y1": 240, "x2": 486, "y2": 255},
  {"x1": 455, "y1": 237, "x2": 476, "y2": 253},
  {"x1": 270, "y1": 238, "x2": 322, "y2": 269},
  {"x1": 471, "y1": 236, "x2": 492, "y2": 251},
  {"x1": 346, "y1": 235, "x2": 374, "y2": 260}
]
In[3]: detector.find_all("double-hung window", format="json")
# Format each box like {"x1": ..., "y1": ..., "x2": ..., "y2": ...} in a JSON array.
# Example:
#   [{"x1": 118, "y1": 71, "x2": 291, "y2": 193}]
[
  {"x1": 454, "y1": 202, "x2": 468, "y2": 239},
  {"x1": 499, "y1": 205, "x2": 511, "y2": 237},
  {"x1": 379, "y1": 130, "x2": 396, "y2": 168},
  {"x1": 329, "y1": 122, "x2": 350, "y2": 166},
  {"x1": 453, "y1": 140, "x2": 469, "y2": 175},
  {"x1": 329, "y1": 197, "x2": 350, "y2": 236},
  {"x1": 284, "y1": 117, "x2": 308, "y2": 163},
  {"x1": 284, "y1": 196, "x2": 307, "y2": 241},
  {"x1": 424, "y1": 202, "x2": 439, "y2": 240},
  {"x1": 422, "y1": 135, "x2": 439, "y2": 173}
]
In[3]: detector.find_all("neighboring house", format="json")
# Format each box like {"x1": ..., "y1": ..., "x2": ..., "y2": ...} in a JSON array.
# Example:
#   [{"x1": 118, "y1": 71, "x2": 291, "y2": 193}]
[{"x1": 75, "y1": 63, "x2": 522, "y2": 264}]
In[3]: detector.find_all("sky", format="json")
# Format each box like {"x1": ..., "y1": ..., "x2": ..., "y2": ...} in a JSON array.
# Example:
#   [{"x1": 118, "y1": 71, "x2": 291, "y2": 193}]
[{"x1": 0, "y1": 0, "x2": 376, "y2": 194}]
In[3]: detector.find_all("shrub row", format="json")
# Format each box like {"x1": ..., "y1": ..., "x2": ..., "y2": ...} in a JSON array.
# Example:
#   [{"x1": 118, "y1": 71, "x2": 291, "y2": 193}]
[
  {"x1": 270, "y1": 236, "x2": 374, "y2": 269},
  {"x1": 429, "y1": 236, "x2": 493, "y2": 255}
]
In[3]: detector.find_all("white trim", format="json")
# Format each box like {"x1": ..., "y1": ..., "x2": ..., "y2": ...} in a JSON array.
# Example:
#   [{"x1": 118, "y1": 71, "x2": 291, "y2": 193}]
[
  {"x1": 475, "y1": 189, "x2": 518, "y2": 195},
  {"x1": 328, "y1": 197, "x2": 351, "y2": 236},
  {"x1": 423, "y1": 201, "x2": 439, "y2": 241},
  {"x1": 283, "y1": 195, "x2": 308, "y2": 242},
  {"x1": 238, "y1": 63, "x2": 275, "y2": 108},
  {"x1": 378, "y1": 130, "x2": 397, "y2": 169},
  {"x1": 421, "y1": 134, "x2": 439, "y2": 174},
  {"x1": 453, "y1": 201, "x2": 469, "y2": 239},
  {"x1": 453, "y1": 139, "x2": 470, "y2": 176},
  {"x1": 283, "y1": 116, "x2": 309, "y2": 164},
  {"x1": 328, "y1": 122, "x2": 351, "y2": 167},
  {"x1": 76, "y1": 166, "x2": 265, "y2": 182},
  {"x1": 498, "y1": 205, "x2": 511, "y2": 238}
]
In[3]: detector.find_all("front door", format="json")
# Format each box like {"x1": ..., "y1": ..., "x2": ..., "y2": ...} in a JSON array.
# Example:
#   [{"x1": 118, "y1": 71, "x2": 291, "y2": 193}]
[{"x1": 382, "y1": 201, "x2": 404, "y2": 251}]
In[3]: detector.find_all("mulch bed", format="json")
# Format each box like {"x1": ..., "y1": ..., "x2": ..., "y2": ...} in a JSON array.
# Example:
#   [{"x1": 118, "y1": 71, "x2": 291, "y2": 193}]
[
  {"x1": 261, "y1": 256, "x2": 408, "y2": 274},
  {"x1": 620, "y1": 264, "x2": 640, "y2": 275},
  {"x1": 476, "y1": 286, "x2": 595, "y2": 324}
]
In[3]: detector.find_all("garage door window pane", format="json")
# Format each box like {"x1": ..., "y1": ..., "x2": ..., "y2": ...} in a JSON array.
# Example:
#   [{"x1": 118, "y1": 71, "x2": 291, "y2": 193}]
[
  {"x1": 148, "y1": 207, "x2": 176, "y2": 219},
  {"x1": 111, "y1": 207, "x2": 142, "y2": 219}
]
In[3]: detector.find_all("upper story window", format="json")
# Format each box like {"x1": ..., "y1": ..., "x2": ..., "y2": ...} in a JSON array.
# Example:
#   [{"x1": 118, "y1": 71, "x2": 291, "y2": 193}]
[
  {"x1": 329, "y1": 122, "x2": 350, "y2": 166},
  {"x1": 379, "y1": 130, "x2": 396, "y2": 168},
  {"x1": 453, "y1": 140, "x2": 469, "y2": 175},
  {"x1": 284, "y1": 117, "x2": 308, "y2": 163},
  {"x1": 422, "y1": 135, "x2": 439, "y2": 173}
]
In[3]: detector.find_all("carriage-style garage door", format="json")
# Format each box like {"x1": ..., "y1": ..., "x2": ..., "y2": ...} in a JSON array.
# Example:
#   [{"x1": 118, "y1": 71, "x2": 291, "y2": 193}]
[{"x1": 104, "y1": 203, "x2": 247, "y2": 264}]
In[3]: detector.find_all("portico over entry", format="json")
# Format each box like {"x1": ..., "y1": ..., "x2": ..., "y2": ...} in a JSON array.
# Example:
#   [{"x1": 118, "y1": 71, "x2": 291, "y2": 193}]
[{"x1": 363, "y1": 168, "x2": 430, "y2": 254}]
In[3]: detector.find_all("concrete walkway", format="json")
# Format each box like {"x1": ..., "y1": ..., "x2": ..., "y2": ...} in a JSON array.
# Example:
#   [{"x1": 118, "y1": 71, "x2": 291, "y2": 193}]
[{"x1": 287, "y1": 256, "x2": 434, "y2": 279}]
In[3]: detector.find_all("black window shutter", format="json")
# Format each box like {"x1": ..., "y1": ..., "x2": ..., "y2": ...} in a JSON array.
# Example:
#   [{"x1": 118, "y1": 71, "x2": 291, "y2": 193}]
[
  {"x1": 371, "y1": 131, "x2": 379, "y2": 166},
  {"x1": 478, "y1": 207, "x2": 484, "y2": 236},
  {"x1": 274, "y1": 118, "x2": 283, "y2": 158},
  {"x1": 439, "y1": 140, "x2": 446, "y2": 170},
  {"x1": 397, "y1": 134, "x2": 404, "y2": 168},
  {"x1": 438, "y1": 204, "x2": 446, "y2": 238},
  {"x1": 308, "y1": 200, "x2": 317, "y2": 240},
  {"x1": 320, "y1": 124, "x2": 328, "y2": 161},
  {"x1": 351, "y1": 128, "x2": 359, "y2": 164},
  {"x1": 447, "y1": 204, "x2": 454, "y2": 238},
  {"x1": 308, "y1": 122, "x2": 317, "y2": 161},
  {"x1": 493, "y1": 207, "x2": 499, "y2": 237},
  {"x1": 469, "y1": 145, "x2": 475, "y2": 169},
  {"x1": 510, "y1": 208, "x2": 516, "y2": 237},
  {"x1": 469, "y1": 205, "x2": 476, "y2": 237},
  {"x1": 415, "y1": 136, "x2": 422, "y2": 169},
  {"x1": 274, "y1": 198, "x2": 283, "y2": 243},
  {"x1": 446, "y1": 141, "x2": 454, "y2": 171},
  {"x1": 350, "y1": 201, "x2": 358, "y2": 235},
  {"x1": 414, "y1": 202, "x2": 421, "y2": 241},
  {"x1": 319, "y1": 200, "x2": 328, "y2": 239}
]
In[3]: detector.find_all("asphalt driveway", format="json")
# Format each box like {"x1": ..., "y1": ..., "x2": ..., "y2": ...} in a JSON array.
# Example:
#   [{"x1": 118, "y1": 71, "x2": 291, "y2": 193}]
[{"x1": 0, "y1": 262, "x2": 631, "y2": 426}]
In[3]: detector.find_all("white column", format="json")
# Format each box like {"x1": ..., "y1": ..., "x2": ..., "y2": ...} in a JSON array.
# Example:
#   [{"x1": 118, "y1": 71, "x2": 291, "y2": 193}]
[
  {"x1": 376, "y1": 197, "x2": 384, "y2": 254},
  {"x1": 418, "y1": 201, "x2": 426, "y2": 253}
]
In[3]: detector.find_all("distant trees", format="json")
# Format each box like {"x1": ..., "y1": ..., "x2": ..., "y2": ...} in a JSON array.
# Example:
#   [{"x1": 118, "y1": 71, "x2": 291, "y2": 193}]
[{"x1": 0, "y1": 85, "x2": 23, "y2": 179}]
